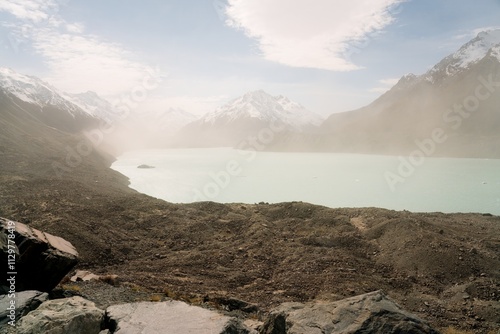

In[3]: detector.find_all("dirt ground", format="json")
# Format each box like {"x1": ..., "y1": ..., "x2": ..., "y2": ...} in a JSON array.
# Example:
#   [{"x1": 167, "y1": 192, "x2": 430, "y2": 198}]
[{"x1": 0, "y1": 132, "x2": 499, "y2": 333}]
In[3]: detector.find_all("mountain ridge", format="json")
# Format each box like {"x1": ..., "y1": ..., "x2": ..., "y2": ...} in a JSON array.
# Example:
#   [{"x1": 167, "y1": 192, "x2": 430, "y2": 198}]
[
  {"x1": 314, "y1": 29, "x2": 500, "y2": 158},
  {"x1": 173, "y1": 90, "x2": 324, "y2": 147},
  {"x1": 198, "y1": 89, "x2": 323, "y2": 130}
]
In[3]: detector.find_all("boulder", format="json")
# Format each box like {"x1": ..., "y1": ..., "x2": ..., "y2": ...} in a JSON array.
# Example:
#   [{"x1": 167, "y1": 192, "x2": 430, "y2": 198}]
[
  {"x1": 105, "y1": 300, "x2": 249, "y2": 333},
  {"x1": 0, "y1": 217, "x2": 79, "y2": 293},
  {"x1": 16, "y1": 296, "x2": 104, "y2": 334},
  {"x1": 260, "y1": 290, "x2": 439, "y2": 334},
  {"x1": 0, "y1": 290, "x2": 48, "y2": 326}
]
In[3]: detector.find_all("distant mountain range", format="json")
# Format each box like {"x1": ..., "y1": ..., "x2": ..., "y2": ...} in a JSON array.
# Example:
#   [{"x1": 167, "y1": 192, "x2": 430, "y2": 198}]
[
  {"x1": 200, "y1": 90, "x2": 323, "y2": 130},
  {"x1": 172, "y1": 90, "x2": 324, "y2": 147},
  {"x1": 0, "y1": 29, "x2": 499, "y2": 158},
  {"x1": 159, "y1": 108, "x2": 198, "y2": 134}
]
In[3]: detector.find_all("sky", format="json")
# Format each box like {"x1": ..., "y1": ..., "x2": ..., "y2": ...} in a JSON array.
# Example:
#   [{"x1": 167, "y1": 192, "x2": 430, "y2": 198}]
[{"x1": 0, "y1": 0, "x2": 499, "y2": 117}]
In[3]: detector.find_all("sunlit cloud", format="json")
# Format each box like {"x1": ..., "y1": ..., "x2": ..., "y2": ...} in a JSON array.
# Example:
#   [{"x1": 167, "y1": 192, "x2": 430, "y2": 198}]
[
  {"x1": 0, "y1": 0, "x2": 157, "y2": 97},
  {"x1": 0, "y1": 0, "x2": 57, "y2": 22},
  {"x1": 65, "y1": 22, "x2": 85, "y2": 34},
  {"x1": 225, "y1": 0, "x2": 404, "y2": 71}
]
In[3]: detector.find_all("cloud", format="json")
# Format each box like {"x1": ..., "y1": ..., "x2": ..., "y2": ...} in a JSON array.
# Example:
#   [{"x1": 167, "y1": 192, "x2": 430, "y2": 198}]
[
  {"x1": 453, "y1": 26, "x2": 500, "y2": 40},
  {"x1": 0, "y1": 0, "x2": 159, "y2": 97},
  {"x1": 0, "y1": 0, "x2": 57, "y2": 22},
  {"x1": 369, "y1": 77, "x2": 399, "y2": 93},
  {"x1": 65, "y1": 22, "x2": 85, "y2": 34},
  {"x1": 33, "y1": 29, "x2": 155, "y2": 96},
  {"x1": 225, "y1": 0, "x2": 404, "y2": 71}
]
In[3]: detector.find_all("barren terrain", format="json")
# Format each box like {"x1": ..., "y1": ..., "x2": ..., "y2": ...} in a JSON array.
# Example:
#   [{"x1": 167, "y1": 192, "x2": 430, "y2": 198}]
[{"x1": 0, "y1": 117, "x2": 499, "y2": 332}]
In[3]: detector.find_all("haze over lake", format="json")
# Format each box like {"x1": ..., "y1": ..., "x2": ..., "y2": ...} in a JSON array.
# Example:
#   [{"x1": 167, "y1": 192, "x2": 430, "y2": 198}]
[{"x1": 111, "y1": 148, "x2": 500, "y2": 215}]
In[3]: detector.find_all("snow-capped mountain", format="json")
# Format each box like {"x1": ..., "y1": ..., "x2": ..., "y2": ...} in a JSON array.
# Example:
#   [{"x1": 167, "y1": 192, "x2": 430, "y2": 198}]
[
  {"x1": 63, "y1": 90, "x2": 117, "y2": 121},
  {"x1": 158, "y1": 108, "x2": 198, "y2": 134},
  {"x1": 174, "y1": 90, "x2": 322, "y2": 147},
  {"x1": 434, "y1": 30, "x2": 499, "y2": 73},
  {"x1": 0, "y1": 67, "x2": 119, "y2": 122},
  {"x1": 0, "y1": 67, "x2": 87, "y2": 117},
  {"x1": 423, "y1": 29, "x2": 500, "y2": 84},
  {"x1": 199, "y1": 90, "x2": 323, "y2": 131},
  {"x1": 387, "y1": 29, "x2": 500, "y2": 89},
  {"x1": 318, "y1": 29, "x2": 500, "y2": 157}
]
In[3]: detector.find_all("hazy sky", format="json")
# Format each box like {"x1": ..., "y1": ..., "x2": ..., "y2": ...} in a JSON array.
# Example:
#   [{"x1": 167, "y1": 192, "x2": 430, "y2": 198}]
[{"x1": 0, "y1": 0, "x2": 499, "y2": 116}]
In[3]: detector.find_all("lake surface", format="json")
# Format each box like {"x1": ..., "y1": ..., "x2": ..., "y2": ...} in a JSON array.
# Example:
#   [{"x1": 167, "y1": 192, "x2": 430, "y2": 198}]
[{"x1": 111, "y1": 148, "x2": 500, "y2": 215}]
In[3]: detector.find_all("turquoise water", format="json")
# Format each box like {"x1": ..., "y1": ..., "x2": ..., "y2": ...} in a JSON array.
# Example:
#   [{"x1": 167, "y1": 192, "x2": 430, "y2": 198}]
[{"x1": 111, "y1": 148, "x2": 500, "y2": 215}]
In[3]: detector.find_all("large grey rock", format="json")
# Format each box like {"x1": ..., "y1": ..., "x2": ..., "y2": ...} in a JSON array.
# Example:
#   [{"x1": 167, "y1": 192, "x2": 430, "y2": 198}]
[
  {"x1": 16, "y1": 296, "x2": 104, "y2": 334},
  {"x1": 0, "y1": 217, "x2": 79, "y2": 293},
  {"x1": 261, "y1": 290, "x2": 439, "y2": 334},
  {"x1": 105, "y1": 300, "x2": 249, "y2": 334},
  {"x1": 0, "y1": 290, "x2": 48, "y2": 326}
]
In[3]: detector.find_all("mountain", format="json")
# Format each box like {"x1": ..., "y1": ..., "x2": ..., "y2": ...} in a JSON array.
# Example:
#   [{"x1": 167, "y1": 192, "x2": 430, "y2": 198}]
[
  {"x1": 424, "y1": 29, "x2": 500, "y2": 83},
  {"x1": 201, "y1": 90, "x2": 323, "y2": 130},
  {"x1": 175, "y1": 90, "x2": 323, "y2": 147},
  {"x1": 0, "y1": 68, "x2": 89, "y2": 117},
  {"x1": 0, "y1": 67, "x2": 102, "y2": 133},
  {"x1": 0, "y1": 67, "x2": 122, "y2": 123},
  {"x1": 63, "y1": 90, "x2": 118, "y2": 121},
  {"x1": 316, "y1": 29, "x2": 500, "y2": 158},
  {"x1": 0, "y1": 69, "x2": 118, "y2": 181},
  {"x1": 157, "y1": 108, "x2": 198, "y2": 135}
]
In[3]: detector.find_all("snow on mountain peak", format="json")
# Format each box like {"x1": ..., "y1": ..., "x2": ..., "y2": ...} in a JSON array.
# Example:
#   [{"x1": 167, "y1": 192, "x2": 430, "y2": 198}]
[
  {"x1": 0, "y1": 67, "x2": 121, "y2": 120},
  {"x1": 0, "y1": 67, "x2": 90, "y2": 117},
  {"x1": 420, "y1": 29, "x2": 500, "y2": 84},
  {"x1": 453, "y1": 29, "x2": 500, "y2": 68},
  {"x1": 158, "y1": 108, "x2": 199, "y2": 134},
  {"x1": 200, "y1": 90, "x2": 323, "y2": 131},
  {"x1": 63, "y1": 90, "x2": 117, "y2": 120}
]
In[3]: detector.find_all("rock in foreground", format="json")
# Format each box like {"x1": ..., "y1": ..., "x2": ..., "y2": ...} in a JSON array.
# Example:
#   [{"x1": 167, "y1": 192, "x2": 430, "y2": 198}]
[
  {"x1": 105, "y1": 300, "x2": 249, "y2": 333},
  {"x1": 0, "y1": 290, "x2": 48, "y2": 326},
  {"x1": 261, "y1": 290, "x2": 439, "y2": 334},
  {"x1": 16, "y1": 296, "x2": 104, "y2": 334},
  {"x1": 0, "y1": 218, "x2": 79, "y2": 293}
]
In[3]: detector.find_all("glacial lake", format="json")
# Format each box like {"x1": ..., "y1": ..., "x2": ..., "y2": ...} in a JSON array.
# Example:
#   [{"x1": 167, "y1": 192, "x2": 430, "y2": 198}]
[{"x1": 111, "y1": 148, "x2": 500, "y2": 215}]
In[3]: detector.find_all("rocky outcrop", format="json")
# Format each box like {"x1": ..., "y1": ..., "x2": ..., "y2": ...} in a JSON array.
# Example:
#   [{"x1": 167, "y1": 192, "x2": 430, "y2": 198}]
[
  {"x1": 105, "y1": 300, "x2": 250, "y2": 333},
  {"x1": 0, "y1": 290, "x2": 48, "y2": 326},
  {"x1": 260, "y1": 290, "x2": 439, "y2": 334},
  {"x1": 16, "y1": 296, "x2": 104, "y2": 334},
  {"x1": 0, "y1": 218, "x2": 79, "y2": 293}
]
